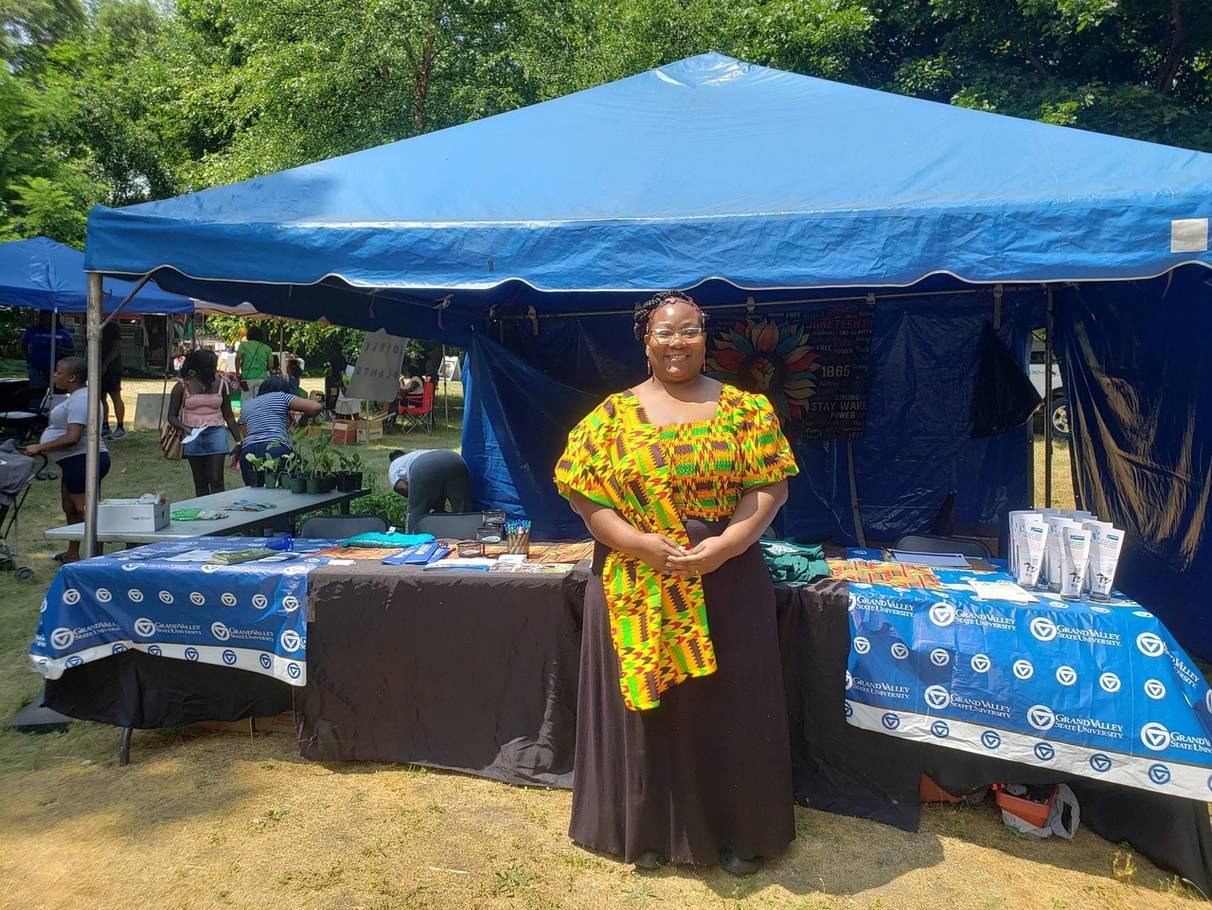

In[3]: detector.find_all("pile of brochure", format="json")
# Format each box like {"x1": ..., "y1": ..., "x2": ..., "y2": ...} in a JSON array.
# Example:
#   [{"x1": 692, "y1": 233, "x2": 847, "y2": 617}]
[{"x1": 1007, "y1": 509, "x2": 1124, "y2": 599}]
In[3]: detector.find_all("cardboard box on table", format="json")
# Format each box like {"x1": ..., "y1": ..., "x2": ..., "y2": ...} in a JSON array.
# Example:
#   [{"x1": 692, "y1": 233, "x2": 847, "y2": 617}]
[{"x1": 97, "y1": 494, "x2": 170, "y2": 533}]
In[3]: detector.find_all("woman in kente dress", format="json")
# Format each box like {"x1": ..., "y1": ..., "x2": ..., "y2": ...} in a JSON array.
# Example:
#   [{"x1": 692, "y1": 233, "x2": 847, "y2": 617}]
[{"x1": 554, "y1": 291, "x2": 800, "y2": 875}]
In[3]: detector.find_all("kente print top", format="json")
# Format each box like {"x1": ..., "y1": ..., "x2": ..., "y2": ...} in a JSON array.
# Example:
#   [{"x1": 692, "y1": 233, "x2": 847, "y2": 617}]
[{"x1": 555, "y1": 384, "x2": 799, "y2": 710}]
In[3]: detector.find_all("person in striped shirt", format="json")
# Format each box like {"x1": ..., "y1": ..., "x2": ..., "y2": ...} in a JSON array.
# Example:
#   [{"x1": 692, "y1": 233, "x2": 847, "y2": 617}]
[{"x1": 236, "y1": 376, "x2": 322, "y2": 485}]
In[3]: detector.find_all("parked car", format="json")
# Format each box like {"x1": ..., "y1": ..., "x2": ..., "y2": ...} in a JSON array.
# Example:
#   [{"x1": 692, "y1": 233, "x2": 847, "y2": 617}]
[{"x1": 1029, "y1": 337, "x2": 1070, "y2": 439}]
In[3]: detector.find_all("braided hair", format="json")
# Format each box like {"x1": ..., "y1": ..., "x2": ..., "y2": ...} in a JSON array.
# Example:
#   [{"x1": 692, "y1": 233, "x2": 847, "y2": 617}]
[{"x1": 633, "y1": 290, "x2": 705, "y2": 341}]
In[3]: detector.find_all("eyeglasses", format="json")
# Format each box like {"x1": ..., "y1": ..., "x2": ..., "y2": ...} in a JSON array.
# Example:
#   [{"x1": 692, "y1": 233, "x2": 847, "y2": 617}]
[{"x1": 648, "y1": 327, "x2": 705, "y2": 343}]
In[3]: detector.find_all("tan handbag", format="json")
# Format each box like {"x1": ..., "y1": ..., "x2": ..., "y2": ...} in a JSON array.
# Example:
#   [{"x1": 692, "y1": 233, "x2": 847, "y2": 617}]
[
  {"x1": 160, "y1": 422, "x2": 183, "y2": 461},
  {"x1": 161, "y1": 381, "x2": 185, "y2": 460}
]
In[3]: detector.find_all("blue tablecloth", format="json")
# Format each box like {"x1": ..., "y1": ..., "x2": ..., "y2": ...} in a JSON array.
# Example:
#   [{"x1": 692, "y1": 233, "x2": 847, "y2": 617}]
[
  {"x1": 29, "y1": 538, "x2": 340, "y2": 687},
  {"x1": 844, "y1": 551, "x2": 1212, "y2": 800}
]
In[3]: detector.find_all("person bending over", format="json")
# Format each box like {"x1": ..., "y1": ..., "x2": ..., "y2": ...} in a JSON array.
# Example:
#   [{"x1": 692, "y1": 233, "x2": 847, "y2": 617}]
[{"x1": 388, "y1": 448, "x2": 470, "y2": 533}]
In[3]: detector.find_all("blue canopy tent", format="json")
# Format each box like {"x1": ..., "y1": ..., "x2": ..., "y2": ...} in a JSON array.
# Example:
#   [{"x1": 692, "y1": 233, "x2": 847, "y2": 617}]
[
  {"x1": 0, "y1": 237, "x2": 193, "y2": 315},
  {"x1": 0, "y1": 236, "x2": 196, "y2": 409},
  {"x1": 82, "y1": 54, "x2": 1212, "y2": 654}
]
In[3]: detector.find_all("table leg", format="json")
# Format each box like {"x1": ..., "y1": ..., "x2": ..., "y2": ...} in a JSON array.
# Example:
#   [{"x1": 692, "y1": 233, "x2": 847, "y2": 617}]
[
  {"x1": 340, "y1": 499, "x2": 351, "y2": 515},
  {"x1": 118, "y1": 726, "x2": 132, "y2": 766}
]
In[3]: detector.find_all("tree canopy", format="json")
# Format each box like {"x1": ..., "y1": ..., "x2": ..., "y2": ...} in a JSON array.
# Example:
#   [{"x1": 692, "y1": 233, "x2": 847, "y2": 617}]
[{"x1": 4, "y1": 0, "x2": 1211, "y2": 248}]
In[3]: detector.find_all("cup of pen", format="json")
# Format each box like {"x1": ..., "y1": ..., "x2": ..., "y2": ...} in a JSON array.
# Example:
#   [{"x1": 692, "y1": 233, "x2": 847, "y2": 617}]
[{"x1": 505, "y1": 519, "x2": 531, "y2": 556}]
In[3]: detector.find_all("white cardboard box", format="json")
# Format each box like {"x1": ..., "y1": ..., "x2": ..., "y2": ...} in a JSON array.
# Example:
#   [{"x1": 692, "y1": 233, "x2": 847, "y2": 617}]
[{"x1": 97, "y1": 495, "x2": 171, "y2": 533}]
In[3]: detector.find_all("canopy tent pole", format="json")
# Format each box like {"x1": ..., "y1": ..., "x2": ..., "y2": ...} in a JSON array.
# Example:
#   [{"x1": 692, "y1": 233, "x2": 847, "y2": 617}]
[
  {"x1": 1044, "y1": 286, "x2": 1055, "y2": 508},
  {"x1": 98, "y1": 274, "x2": 151, "y2": 329},
  {"x1": 45, "y1": 307, "x2": 58, "y2": 412},
  {"x1": 498, "y1": 283, "x2": 1042, "y2": 324},
  {"x1": 442, "y1": 344, "x2": 449, "y2": 427},
  {"x1": 846, "y1": 439, "x2": 866, "y2": 547},
  {"x1": 83, "y1": 274, "x2": 103, "y2": 559}
]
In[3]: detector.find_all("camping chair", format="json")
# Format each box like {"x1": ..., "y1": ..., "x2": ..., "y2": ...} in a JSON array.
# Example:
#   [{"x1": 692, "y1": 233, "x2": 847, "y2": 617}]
[
  {"x1": 396, "y1": 380, "x2": 435, "y2": 435},
  {"x1": 893, "y1": 534, "x2": 992, "y2": 559},
  {"x1": 298, "y1": 515, "x2": 388, "y2": 539},
  {"x1": 411, "y1": 511, "x2": 489, "y2": 540}
]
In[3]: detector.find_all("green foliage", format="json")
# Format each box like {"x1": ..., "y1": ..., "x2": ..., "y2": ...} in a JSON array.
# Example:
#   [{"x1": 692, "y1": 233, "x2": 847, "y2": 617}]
[
  {"x1": 2, "y1": 0, "x2": 1212, "y2": 262},
  {"x1": 0, "y1": 310, "x2": 29, "y2": 359},
  {"x1": 202, "y1": 315, "x2": 362, "y2": 367},
  {"x1": 351, "y1": 480, "x2": 408, "y2": 529}
]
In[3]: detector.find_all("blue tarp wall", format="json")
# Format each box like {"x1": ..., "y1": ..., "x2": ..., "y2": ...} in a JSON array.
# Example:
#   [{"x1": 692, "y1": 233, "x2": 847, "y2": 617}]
[
  {"x1": 1056, "y1": 266, "x2": 1212, "y2": 658},
  {"x1": 463, "y1": 280, "x2": 1041, "y2": 547}
]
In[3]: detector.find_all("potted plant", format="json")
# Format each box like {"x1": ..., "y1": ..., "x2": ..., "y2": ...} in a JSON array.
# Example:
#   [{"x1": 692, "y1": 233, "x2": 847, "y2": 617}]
[
  {"x1": 315, "y1": 445, "x2": 338, "y2": 493},
  {"x1": 343, "y1": 451, "x2": 364, "y2": 492},
  {"x1": 243, "y1": 453, "x2": 266, "y2": 487},
  {"x1": 261, "y1": 453, "x2": 281, "y2": 489},
  {"x1": 280, "y1": 450, "x2": 307, "y2": 493},
  {"x1": 334, "y1": 450, "x2": 352, "y2": 491}
]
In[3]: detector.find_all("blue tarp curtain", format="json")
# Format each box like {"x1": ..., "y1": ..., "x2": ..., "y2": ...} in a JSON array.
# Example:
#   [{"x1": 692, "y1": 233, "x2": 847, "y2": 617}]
[
  {"x1": 1055, "y1": 266, "x2": 1212, "y2": 658},
  {"x1": 466, "y1": 285, "x2": 1040, "y2": 545}
]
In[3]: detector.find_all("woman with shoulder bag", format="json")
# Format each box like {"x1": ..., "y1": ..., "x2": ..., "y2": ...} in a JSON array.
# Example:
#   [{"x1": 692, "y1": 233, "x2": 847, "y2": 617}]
[{"x1": 170, "y1": 348, "x2": 242, "y2": 496}]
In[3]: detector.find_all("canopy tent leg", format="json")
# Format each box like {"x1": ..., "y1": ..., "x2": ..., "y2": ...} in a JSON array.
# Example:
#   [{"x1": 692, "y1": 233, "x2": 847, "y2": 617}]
[
  {"x1": 45, "y1": 307, "x2": 58, "y2": 412},
  {"x1": 442, "y1": 344, "x2": 449, "y2": 427},
  {"x1": 118, "y1": 725, "x2": 132, "y2": 766},
  {"x1": 846, "y1": 439, "x2": 866, "y2": 547},
  {"x1": 83, "y1": 274, "x2": 103, "y2": 559},
  {"x1": 1044, "y1": 287, "x2": 1055, "y2": 509}
]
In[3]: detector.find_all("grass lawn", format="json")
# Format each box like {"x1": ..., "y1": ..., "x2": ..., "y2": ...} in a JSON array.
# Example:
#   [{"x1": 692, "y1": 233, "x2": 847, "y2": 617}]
[{"x1": 0, "y1": 384, "x2": 1203, "y2": 910}]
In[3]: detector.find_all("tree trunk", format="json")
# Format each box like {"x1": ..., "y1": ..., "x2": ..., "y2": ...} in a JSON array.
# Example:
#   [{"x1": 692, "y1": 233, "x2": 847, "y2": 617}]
[
  {"x1": 401, "y1": 1, "x2": 443, "y2": 134},
  {"x1": 1155, "y1": 0, "x2": 1186, "y2": 96}
]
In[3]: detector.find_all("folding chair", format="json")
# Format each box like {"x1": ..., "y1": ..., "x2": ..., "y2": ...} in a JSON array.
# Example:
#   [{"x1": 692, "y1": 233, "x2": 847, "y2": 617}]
[
  {"x1": 397, "y1": 380, "x2": 435, "y2": 435},
  {"x1": 298, "y1": 515, "x2": 388, "y2": 538},
  {"x1": 411, "y1": 511, "x2": 490, "y2": 539},
  {"x1": 893, "y1": 534, "x2": 991, "y2": 559}
]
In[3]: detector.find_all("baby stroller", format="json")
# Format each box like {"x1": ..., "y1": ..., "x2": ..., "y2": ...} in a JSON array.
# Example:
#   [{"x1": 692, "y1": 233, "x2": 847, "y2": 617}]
[
  {"x1": 0, "y1": 440, "x2": 46, "y2": 581},
  {"x1": 0, "y1": 381, "x2": 51, "y2": 447}
]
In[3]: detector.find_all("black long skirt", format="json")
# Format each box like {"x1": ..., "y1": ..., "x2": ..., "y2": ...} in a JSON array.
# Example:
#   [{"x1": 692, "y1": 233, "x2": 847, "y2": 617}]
[{"x1": 569, "y1": 519, "x2": 795, "y2": 865}]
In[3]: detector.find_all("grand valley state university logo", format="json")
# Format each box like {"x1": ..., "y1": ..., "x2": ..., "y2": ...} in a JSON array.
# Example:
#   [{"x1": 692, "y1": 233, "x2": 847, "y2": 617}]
[
  {"x1": 1137, "y1": 632, "x2": 1166, "y2": 657},
  {"x1": 928, "y1": 602, "x2": 956, "y2": 627},
  {"x1": 924, "y1": 685, "x2": 951, "y2": 710},
  {"x1": 1029, "y1": 617, "x2": 1058, "y2": 641},
  {"x1": 1140, "y1": 722, "x2": 1172, "y2": 751},
  {"x1": 1027, "y1": 704, "x2": 1056, "y2": 731}
]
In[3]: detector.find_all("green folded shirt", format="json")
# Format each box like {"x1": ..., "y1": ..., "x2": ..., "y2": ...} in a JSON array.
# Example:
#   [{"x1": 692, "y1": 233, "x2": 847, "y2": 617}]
[{"x1": 758, "y1": 539, "x2": 831, "y2": 585}]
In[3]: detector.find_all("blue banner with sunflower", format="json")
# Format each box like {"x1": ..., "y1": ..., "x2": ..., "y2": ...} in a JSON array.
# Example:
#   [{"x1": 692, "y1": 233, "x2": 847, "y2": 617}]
[{"x1": 706, "y1": 304, "x2": 875, "y2": 439}]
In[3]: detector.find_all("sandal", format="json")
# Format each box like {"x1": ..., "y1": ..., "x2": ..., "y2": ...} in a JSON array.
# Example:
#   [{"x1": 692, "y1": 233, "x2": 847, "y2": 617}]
[{"x1": 720, "y1": 850, "x2": 760, "y2": 876}]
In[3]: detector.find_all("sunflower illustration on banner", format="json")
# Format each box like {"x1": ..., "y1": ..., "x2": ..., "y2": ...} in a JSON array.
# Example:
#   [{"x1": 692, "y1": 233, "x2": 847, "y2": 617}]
[
  {"x1": 706, "y1": 307, "x2": 874, "y2": 439},
  {"x1": 706, "y1": 320, "x2": 821, "y2": 427}
]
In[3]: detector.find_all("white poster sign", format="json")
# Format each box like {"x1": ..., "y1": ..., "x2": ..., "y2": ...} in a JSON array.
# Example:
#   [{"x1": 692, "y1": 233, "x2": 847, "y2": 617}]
[{"x1": 347, "y1": 330, "x2": 407, "y2": 401}]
